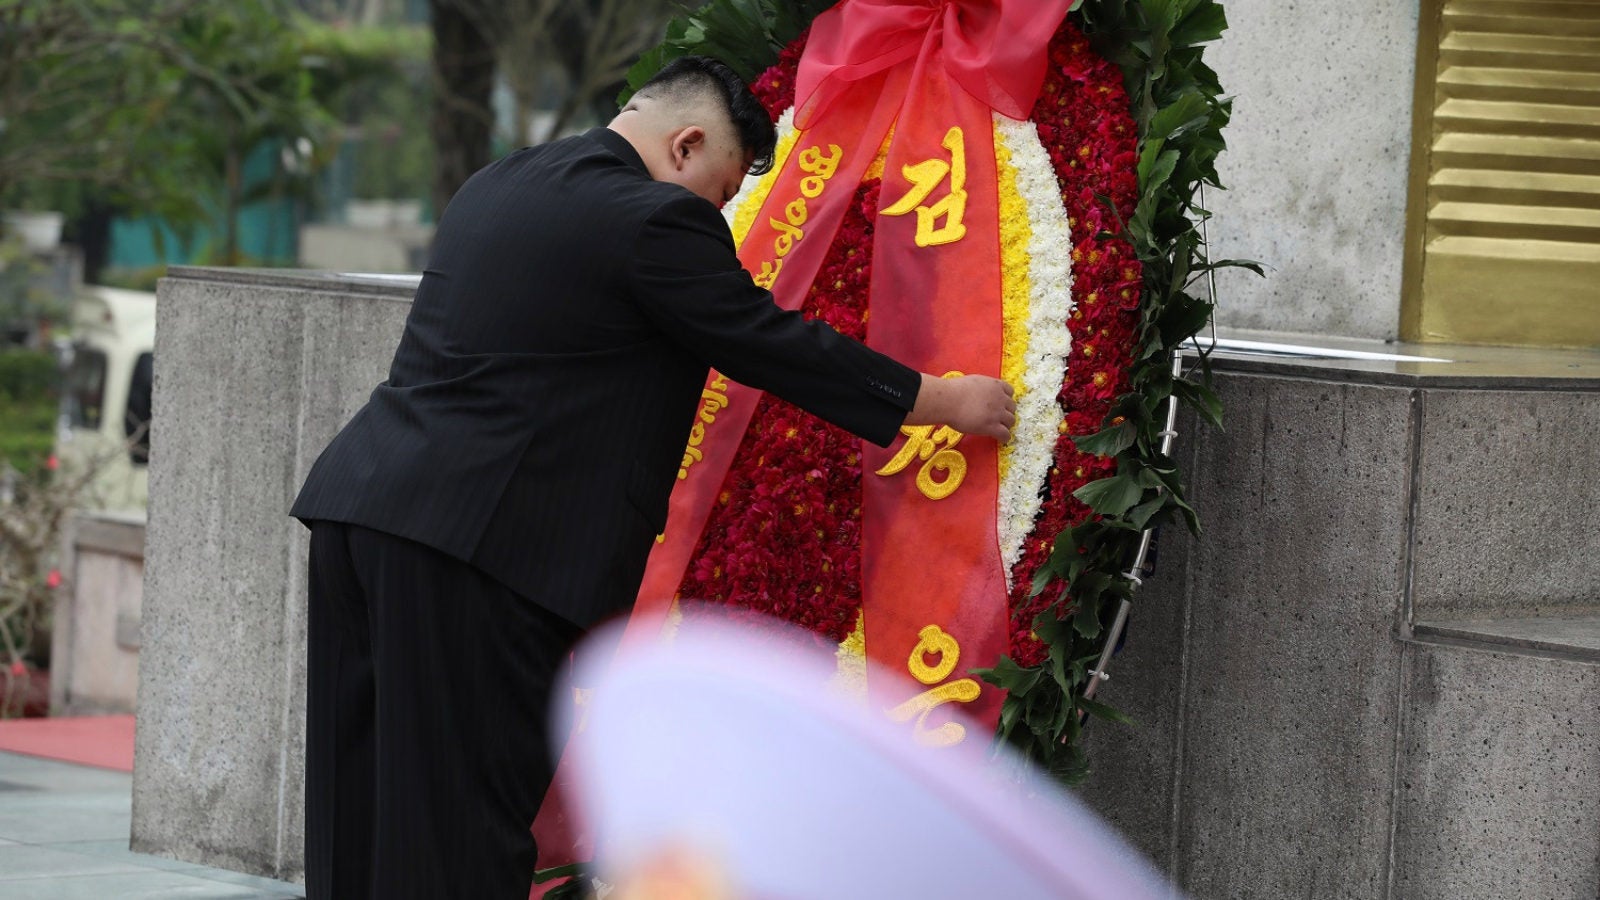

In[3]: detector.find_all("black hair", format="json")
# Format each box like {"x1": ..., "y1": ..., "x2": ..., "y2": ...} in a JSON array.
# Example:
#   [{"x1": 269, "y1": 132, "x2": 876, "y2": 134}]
[{"x1": 636, "y1": 55, "x2": 777, "y2": 177}]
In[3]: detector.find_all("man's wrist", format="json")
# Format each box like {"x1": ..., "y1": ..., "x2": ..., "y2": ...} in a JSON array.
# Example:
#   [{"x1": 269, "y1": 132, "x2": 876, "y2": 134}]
[{"x1": 905, "y1": 373, "x2": 950, "y2": 426}]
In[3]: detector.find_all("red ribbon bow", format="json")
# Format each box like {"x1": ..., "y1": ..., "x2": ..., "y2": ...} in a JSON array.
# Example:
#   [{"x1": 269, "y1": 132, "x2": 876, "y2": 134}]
[{"x1": 797, "y1": 0, "x2": 1072, "y2": 126}]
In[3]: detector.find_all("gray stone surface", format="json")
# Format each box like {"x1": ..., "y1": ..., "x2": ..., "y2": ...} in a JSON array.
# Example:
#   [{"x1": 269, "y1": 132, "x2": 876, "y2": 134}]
[
  {"x1": 1411, "y1": 389, "x2": 1600, "y2": 618},
  {"x1": 51, "y1": 514, "x2": 145, "y2": 715},
  {"x1": 133, "y1": 270, "x2": 410, "y2": 881},
  {"x1": 136, "y1": 270, "x2": 1600, "y2": 896},
  {"x1": 1173, "y1": 372, "x2": 1415, "y2": 899},
  {"x1": 1073, "y1": 357, "x2": 1600, "y2": 900},
  {"x1": 1414, "y1": 614, "x2": 1600, "y2": 660},
  {"x1": 1205, "y1": 327, "x2": 1600, "y2": 388},
  {"x1": 1206, "y1": 1, "x2": 1419, "y2": 340},
  {"x1": 1393, "y1": 644, "x2": 1600, "y2": 900},
  {"x1": 296, "y1": 223, "x2": 432, "y2": 274},
  {"x1": 0, "y1": 752, "x2": 303, "y2": 899}
]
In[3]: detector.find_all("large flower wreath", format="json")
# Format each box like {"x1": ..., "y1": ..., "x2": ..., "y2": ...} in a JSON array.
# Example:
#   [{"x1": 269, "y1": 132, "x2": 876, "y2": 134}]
[{"x1": 627, "y1": 0, "x2": 1240, "y2": 781}]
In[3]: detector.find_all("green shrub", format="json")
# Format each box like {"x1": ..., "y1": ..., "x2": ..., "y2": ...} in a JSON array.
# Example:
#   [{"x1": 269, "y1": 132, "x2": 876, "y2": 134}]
[
  {"x1": 0, "y1": 349, "x2": 55, "y2": 404},
  {"x1": 0, "y1": 349, "x2": 58, "y2": 475}
]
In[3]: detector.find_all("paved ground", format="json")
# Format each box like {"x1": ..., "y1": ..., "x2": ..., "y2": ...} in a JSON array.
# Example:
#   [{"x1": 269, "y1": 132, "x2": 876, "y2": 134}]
[{"x1": 0, "y1": 751, "x2": 304, "y2": 899}]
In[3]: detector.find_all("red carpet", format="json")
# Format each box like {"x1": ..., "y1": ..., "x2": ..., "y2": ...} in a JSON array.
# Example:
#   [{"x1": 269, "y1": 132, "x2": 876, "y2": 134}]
[{"x1": 0, "y1": 715, "x2": 136, "y2": 772}]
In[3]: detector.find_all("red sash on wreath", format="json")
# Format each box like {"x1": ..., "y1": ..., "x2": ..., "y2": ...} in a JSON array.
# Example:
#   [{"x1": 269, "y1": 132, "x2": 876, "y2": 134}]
[{"x1": 531, "y1": 2, "x2": 1069, "y2": 890}]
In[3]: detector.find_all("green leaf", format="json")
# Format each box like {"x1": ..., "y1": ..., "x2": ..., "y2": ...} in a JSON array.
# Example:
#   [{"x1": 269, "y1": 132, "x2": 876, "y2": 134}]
[
  {"x1": 1145, "y1": 90, "x2": 1210, "y2": 143},
  {"x1": 1171, "y1": 2, "x2": 1228, "y2": 47},
  {"x1": 975, "y1": 656, "x2": 1043, "y2": 694},
  {"x1": 1054, "y1": 517, "x2": 1090, "y2": 554},
  {"x1": 996, "y1": 694, "x2": 1024, "y2": 739},
  {"x1": 1126, "y1": 495, "x2": 1168, "y2": 531},
  {"x1": 1025, "y1": 693, "x2": 1058, "y2": 733},
  {"x1": 1154, "y1": 472, "x2": 1201, "y2": 533},
  {"x1": 1140, "y1": 148, "x2": 1179, "y2": 195},
  {"x1": 1073, "y1": 598, "x2": 1103, "y2": 639},
  {"x1": 1028, "y1": 563, "x2": 1055, "y2": 598},
  {"x1": 1129, "y1": 460, "x2": 1167, "y2": 490},
  {"x1": 1072, "y1": 571, "x2": 1112, "y2": 603},
  {"x1": 1136, "y1": 136, "x2": 1165, "y2": 183},
  {"x1": 532, "y1": 862, "x2": 587, "y2": 885},
  {"x1": 1159, "y1": 295, "x2": 1214, "y2": 347},
  {"x1": 1172, "y1": 378, "x2": 1224, "y2": 427},
  {"x1": 1073, "y1": 474, "x2": 1144, "y2": 516},
  {"x1": 1072, "y1": 421, "x2": 1137, "y2": 458},
  {"x1": 1031, "y1": 611, "x2": 1072, "y2": 646},
  {"x1": 1077, "y1": 696, "x2": 1136, "y2": 725},
  {"x1": 1191, "y1": 257, "x2": 1268, "y2": 278},
  {"x1": 1049, "y1": 647, "x2": 1075, "y2": 696}
]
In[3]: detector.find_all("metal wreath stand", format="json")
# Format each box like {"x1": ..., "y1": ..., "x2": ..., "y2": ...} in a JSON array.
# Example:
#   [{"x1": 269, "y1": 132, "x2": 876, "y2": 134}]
[{"x1": 1079, "y1": 186, "x2": 1219, "y2": 713}]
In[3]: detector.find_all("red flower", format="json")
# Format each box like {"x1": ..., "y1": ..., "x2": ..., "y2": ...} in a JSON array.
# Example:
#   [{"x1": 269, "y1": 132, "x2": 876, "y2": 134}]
[{"x1": 675, "y1": 18, "x2": 1145, "y2": 669}]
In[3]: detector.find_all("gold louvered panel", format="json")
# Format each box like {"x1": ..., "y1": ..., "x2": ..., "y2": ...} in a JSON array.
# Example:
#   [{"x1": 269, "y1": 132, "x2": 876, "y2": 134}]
[{"x1": 1412, "y1": 0, "x2": 1600, "y2": 346}]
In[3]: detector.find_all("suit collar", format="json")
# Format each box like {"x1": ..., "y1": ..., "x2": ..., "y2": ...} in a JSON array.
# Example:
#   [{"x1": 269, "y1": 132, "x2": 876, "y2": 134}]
[{"x1": 587, "y1": 127, "x2": 650, "y2": 177}]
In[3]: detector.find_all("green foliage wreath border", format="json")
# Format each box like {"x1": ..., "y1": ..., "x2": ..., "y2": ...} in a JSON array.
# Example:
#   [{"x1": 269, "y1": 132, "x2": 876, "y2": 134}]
[{"x1": 622, "y1": 0, "x2": 1255, "y2": 780}]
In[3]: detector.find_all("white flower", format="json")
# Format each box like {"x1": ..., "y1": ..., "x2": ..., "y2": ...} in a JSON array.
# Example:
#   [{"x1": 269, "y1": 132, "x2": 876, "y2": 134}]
[{"x1": 994, "y1": 113, "x2": 1075, "y2": 583}]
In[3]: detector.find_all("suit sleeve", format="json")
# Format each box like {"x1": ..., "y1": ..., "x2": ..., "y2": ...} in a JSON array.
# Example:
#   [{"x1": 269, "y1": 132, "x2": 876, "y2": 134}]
[{"x1": 626, "y1": 193, "x2": 920, "y2": 448}]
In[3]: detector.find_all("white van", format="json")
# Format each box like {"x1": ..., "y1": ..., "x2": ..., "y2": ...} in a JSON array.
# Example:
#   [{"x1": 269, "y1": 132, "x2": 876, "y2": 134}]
[{"x1": 56, "y1": 287, "x2": 155, "y2": 513}]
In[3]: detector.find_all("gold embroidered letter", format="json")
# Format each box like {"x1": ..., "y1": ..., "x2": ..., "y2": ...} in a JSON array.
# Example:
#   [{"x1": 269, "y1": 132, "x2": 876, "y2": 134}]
[
  {"x1": 679, "y1": 373, "x2": 731, "y2": 480},
  {"x1": 875, "y1": 425, "x2": 967, "y2": 499},
  {"x1": 907, "y1": 624, "x2": 960, "y2": 684},
  {"x1": 753, "y1": 259, "x2": 783, "y2": 289},
  {"x1": 769, "y1": 216, "x2": 803, "y2": 257},
  {"x1": 887, "y1": 680, "x2": 982, "y2": 747},
  {"x1": 797, "y1": 143, "x2": 843, "y2": 178},
  {"x1": 886, "y1": 623, "x2": 982, "y2": 747},
  {"x1": 785, "y1": 197, "x2": 808, "y2": 227},
  {"x1": 881, "y1": 126, "x2": 968, "y2": 247}
]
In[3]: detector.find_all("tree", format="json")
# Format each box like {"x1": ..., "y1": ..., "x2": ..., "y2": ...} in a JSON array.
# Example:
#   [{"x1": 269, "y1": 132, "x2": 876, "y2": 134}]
[
  {"x1": 426, "y1": 0, "x2": 496, "y2": 219},
  {"x1": 422, "y1": 0, "x2": 672, "y2": 215},
  {"x1": 0, "y1": 1, "x2": 196, "y2": 216},
  {"x1": 158, "y1": 5, "x2": 339, "y2": 262},
  {"x1": 509, "y1": 0, "x2": 674, "y2": 145},
  {"x1": 0, "y1": 1, "x2": 343, "y2": 263}
]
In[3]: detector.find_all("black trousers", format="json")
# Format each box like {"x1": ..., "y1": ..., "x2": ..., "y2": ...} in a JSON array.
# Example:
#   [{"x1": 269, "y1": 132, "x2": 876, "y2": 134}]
[{"x1": 304, "y1": 521, "x2": 584, "y2": 899}]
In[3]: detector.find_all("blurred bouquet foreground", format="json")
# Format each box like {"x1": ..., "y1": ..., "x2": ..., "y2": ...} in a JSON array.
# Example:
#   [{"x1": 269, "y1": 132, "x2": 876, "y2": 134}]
[{"x1": 555, "y1": 608, "x2": 1174, "y2": 900}]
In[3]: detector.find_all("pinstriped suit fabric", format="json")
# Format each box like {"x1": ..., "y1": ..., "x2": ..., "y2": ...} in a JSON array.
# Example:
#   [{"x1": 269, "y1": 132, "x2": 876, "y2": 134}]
[
  {"x1": 291, "y1": 127, "x2": 920, "y2": 628},
  {"x1": 292, "y1": 126, "x2": 923, "y2": 899}
]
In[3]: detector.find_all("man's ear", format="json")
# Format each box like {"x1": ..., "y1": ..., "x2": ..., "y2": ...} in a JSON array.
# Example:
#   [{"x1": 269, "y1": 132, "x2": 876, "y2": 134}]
[{"x1": 669, "y1": 126, "x2": 708, "y2": 170}]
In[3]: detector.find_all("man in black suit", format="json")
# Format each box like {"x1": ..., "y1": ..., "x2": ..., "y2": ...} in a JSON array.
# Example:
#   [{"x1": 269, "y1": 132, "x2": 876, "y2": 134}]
[{"x1": 291, "y1": 56, "x2": 1016, "y2": 899}]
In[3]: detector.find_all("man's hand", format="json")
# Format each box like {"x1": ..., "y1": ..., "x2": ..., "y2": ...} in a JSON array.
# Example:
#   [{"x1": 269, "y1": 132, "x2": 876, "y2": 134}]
[{"x1": 905, "y1": 373, "x2": 1017, "y2": 442}]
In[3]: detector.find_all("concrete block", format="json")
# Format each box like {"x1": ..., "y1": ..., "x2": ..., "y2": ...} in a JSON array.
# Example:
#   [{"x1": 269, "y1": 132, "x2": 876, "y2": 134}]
[
  {"x1": 1393, "y1": 643, "x2": 1600, "y2": 900},
  {"x1": 292, "y1": 286, "x2": 410, "y2": 484},
  {"x1": 134, "y1": 270, "x2": 412, "y2": 881},
  {"x1": 50, "y1": 513, "x2": 145, "y2": 715},
  {"x1": 1173, "y1": 372, "x2": 1415, "y2": 898},
  {"x1": 133, "y1": 267, "x2": 1600, "y2": 897},
  {"x1": 1411, "y1": 390, "x2": 1600, "y2": 618},
  {"x1": 1207, "y1": 0, "x2": 1418, "y2": 340},
  {"x1": 133, "y1": 279, "x2": 304, "y2": 876},
  {"x1": 297, "y1": 223, "x2": 432, "y2": 274}
]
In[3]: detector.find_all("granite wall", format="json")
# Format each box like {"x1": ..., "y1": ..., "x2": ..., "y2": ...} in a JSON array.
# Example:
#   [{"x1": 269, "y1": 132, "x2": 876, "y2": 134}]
[
  {"x1": 1205, "y1": 0, "x2": 1422, "y2": 340},
  {"x1": 1080, "y1": 360, "x2": 1600, "y2": 899},
  {"x1": 51, "y1": 512, "x2": 146, "y2": 716},
  {"x1": 132, "y1": 269, "x2": 413, "y2": 880},
  {"x1": 134, "y1": 270, "x2": 1600, "y2": 898}
]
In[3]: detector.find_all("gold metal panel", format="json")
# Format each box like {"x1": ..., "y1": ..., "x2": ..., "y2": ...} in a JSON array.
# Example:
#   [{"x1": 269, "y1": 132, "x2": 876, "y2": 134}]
[{"x1": 1403, "y1": 0, "x2": 1600, "y2": 347}]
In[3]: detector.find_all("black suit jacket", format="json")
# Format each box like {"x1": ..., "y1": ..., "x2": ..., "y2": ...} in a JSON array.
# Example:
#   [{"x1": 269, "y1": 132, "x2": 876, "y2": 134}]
[{"x1": 291, "y1": 127, "x2": 920, "y2": 627}]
